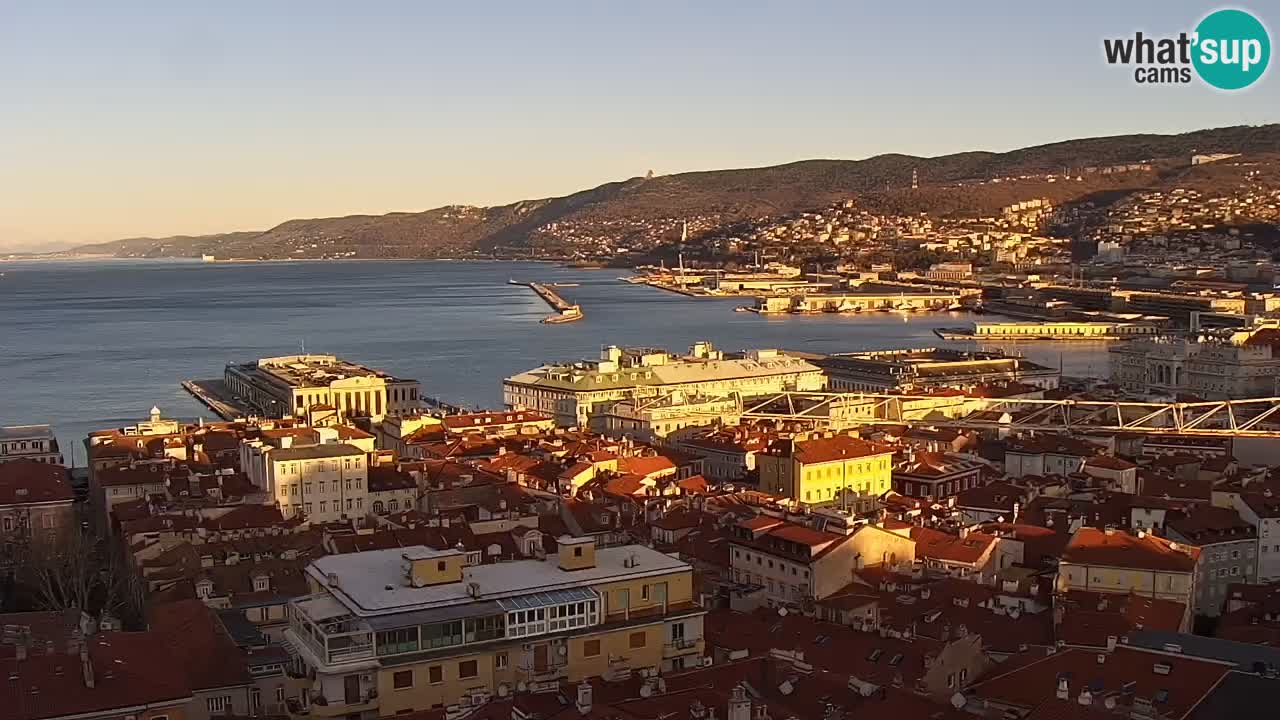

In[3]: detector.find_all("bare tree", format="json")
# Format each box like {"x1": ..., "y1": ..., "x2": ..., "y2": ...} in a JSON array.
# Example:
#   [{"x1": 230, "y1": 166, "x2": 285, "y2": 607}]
[{"x1": 22, "y1": 527, "x2": 145, "y2": 628}]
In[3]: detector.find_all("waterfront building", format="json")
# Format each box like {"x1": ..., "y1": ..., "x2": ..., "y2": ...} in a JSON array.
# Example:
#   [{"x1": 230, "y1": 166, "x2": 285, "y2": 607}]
[
  {"x1": 240, "y1": 433, "x2": 370, "y2": 523},
  {"x1": 224, "y1": 355, "x2": 421, "y2": 423},
  {"x1": 0, "y1": 424, "x2": 64, "y2": 465},
  {"x1": 1109, "y1": 328, "x2": 1280, "y2": 399},
  {"x1": 960, "y1": 320, "x2": 1160, "y2": 339},
  {"x1": 817, "y1": 348, "x2": 1059, "y2": 393},
  {"x1": 282, "y1": 539, "x2": 705, "y2": 716},
  {"x1": 1056, "y1": 527, "x2": 1198, "y2": 615},
  {"x1": 0, "y1": 460, "x2": 75, "y2": 573},
  {"x1": 1114, "y1": 290, "x2": 1247, "y2": 326},
  {"x1": 925, "y1": 261, "x2": 974, "y2": 281},
  {"x1": 503, "y1": 342, "x2": 823, "y2": 428},
  {"x1": 757, "y1": 433, "x2": 893, "y2": 509}
]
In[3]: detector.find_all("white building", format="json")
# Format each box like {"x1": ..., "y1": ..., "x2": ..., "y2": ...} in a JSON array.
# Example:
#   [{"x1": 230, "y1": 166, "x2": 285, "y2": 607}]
[
  {"x1": 224, "y1": 354, "x2": 421, "y2": 422},
  {"x1": 0, "y1": 425, "x2": 63, "y2": 465},
  {"x1": 240, "y1": 437, "x2": 369, "y2": 523},
  {"x1": 504, "y1": 342, "x2": 823, "y2": 427},
  {"x1": 1109, "y1": 328, "x2": 1280, "y2": 399}
]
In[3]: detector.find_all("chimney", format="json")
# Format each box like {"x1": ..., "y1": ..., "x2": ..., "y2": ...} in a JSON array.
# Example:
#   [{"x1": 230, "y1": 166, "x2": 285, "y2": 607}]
[
  {"x1": 575, "y1": 682, "x2": 593, "y2": 714},
  {"x1": 80, "y1": 644, "x2": 94, "y2": 689},
  {"x1": 728, "y1": 683, "x2": 752, "y2": 720},
  {"x1": 1055, "y1": 675, "x2": 1068, "y2": 700}
]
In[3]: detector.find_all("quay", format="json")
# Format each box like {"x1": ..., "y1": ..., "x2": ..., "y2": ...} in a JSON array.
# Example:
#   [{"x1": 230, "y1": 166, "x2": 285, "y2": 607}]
[
  {"x1": 512, "y1": 280, "x2": 584, "y2": 323},
  {"x1": 181, "y1": 379, "x2": 252, "y2": 420}
]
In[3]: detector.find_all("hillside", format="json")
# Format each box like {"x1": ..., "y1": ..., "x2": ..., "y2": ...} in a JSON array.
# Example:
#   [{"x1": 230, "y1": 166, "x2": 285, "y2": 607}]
[{"x1": 71, "y1": 124, "x2": 1280, "y2": 260}]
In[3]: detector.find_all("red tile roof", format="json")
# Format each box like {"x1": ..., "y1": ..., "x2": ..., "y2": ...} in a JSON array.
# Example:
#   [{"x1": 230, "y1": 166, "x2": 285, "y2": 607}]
[
  {"x1": 1061, "y1": 527, "x2": 1199, "y2": 572},
  {"x1": 1, "y1": 632, "x2": 192, "y2": 720},
  {"x1": 147, "y1": 599, "x2": 251, "y2": 692},
  {"x1": 909, "y1": 526, "x2": 997, "y2": 565},
  {"x1": 1056, "y1": 590, "x2": 1187, "y2": 648},
  {"x1": 0, "y1": 461, "x2": 73, "y2": 506}
]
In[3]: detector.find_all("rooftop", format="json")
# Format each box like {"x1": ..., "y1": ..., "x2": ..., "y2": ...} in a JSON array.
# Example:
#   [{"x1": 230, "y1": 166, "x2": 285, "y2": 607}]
[{"x1": 307, "y1": 543, "x2": 689, "y2": 617}]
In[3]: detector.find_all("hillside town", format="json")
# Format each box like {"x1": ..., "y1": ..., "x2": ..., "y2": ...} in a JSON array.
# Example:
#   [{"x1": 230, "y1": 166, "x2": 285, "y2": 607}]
[{"x1": 5, "y1": 338, "x2": 1280, "y2": 720}]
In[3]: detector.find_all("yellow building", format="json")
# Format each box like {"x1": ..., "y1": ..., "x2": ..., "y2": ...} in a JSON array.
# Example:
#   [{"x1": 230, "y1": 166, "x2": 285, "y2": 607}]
[
  {"x1": 757, "y1": 433, "x2": 893, "y2": 507},
  {"x1": 1056, "y1": 527, "x2": 1199, "y2": 612},
  {"x1": 283, "y1": 538, "x2": 705, "y2": 718}
]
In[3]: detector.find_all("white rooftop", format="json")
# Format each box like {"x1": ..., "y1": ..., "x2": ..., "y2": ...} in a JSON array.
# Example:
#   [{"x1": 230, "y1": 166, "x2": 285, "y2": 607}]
[{"x1": 308, "y1": 543, "x2": 689, "y2": 617}]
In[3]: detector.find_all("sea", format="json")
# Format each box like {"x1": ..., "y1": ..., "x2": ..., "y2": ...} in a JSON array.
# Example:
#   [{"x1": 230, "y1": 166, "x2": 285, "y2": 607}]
[{"x1": 0, "y1": 259, "x2": 1112, "y2": 463}]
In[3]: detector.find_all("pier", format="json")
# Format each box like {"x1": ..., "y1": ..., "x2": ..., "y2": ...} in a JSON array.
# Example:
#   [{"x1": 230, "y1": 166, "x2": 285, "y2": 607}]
[
  {"x1": 749, "y1": 291, "x2": 968, "y2": 315},
  {"x1": 182, "y1": 379, "x2": 253, "y2": 420},
  {"x1": 512, "y1": 280, "x2": 584, "y2": 323}
]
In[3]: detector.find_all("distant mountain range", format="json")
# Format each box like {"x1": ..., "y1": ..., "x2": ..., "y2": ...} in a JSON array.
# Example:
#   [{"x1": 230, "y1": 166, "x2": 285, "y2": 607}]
[{"x1": 69, "y1": 124, "x2": 1280, "y2": 260}]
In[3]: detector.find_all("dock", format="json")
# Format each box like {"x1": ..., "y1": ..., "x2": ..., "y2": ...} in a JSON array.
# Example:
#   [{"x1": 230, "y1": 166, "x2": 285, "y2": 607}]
[
  {"x1": 182, "y1": 379, "x2": 253, "y2": 420},
  {"x1": 513, "y1": 280, "x2": 584, "y2": 324}
]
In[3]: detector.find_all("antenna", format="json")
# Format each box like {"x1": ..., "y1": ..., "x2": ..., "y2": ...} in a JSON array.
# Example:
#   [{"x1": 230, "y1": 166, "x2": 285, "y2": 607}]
[{"x1": 301, "y1": 338, "x2": 306, "y2": 355}]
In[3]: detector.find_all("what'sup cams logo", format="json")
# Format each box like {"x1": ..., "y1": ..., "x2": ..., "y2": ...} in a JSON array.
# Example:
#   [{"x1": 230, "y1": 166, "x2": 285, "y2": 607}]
[{"x1": 1104, "y1": 8, "x2": 1270, "y2": 89}]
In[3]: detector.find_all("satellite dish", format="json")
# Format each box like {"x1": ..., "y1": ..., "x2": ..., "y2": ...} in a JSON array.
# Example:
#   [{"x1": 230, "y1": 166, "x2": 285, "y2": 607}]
[
  {"x1": 640, "y1": 684, "x2": 653, "y2": 698},
  {"x1": 779, "y1": 680, "x2": 794, "y2": 696},
  {"x1": 951, "y1": 693, "x2": 966, "y2": 709},
  {"x1": 497, "y1": 684, "x2": 510, "y2": 698}
]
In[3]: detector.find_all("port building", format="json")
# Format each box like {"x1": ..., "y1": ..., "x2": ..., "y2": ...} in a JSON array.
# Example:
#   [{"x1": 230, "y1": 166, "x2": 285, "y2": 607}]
[
  {"x1": 224, "y1": 355, "x2": 421, "y2": 422},
  {"x1": 503, "y1": 343, "x2": 823, "y2": 428}
]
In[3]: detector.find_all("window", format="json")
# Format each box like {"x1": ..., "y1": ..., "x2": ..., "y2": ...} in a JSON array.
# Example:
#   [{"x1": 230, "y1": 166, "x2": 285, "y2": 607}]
[
  {"x1": 947, "y1": 673, "x2": 955, "y2": 688},
  {"x1": 421, "y1": 621, "x2": 463, "y2": 649},
  {"x1": 207, "y1": 695, "x2": 232, "y2": 714},
  {"x1": 428, "y1": 665, "x2": 443, "y2": 684},
  {"x1": 641, "y1": 584, "x2": 649, "y2": 601},
  {"x1": 495, "y1": 652, "x2": 508, "y2": 670},
  {"x1": 583, "y1": 639, "x2": 601, "y2": 657},
  {"x1": 458, "y1": 660, "x2": 478, "y2": 679},
  {"x1": 960, "y1": 668, "x2": 968, "y2": 683},
  {"x1": 377, "y1": 627, "x2": 420, "y2": 656},
  {"x1": 393, "y1": 670, "x2": 413, "y2": 689},
  {"x1": 670, "y1": 622, "x2": 685, "y2": 641},
  {"x1": 629, "y1": 631, "x2": 646, "y2": 649},
  {"x1": 574, "y1": 546, "x2": 583, "y2": 557},
  {"x1": 253, "y1": 576, "x2": 269, "y2": 592}
]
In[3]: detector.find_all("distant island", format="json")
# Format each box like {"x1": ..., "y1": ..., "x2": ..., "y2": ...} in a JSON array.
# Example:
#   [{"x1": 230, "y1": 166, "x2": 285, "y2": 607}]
[{"x1": 62, "y1": 124, "x2": 1280, "y2": 264}]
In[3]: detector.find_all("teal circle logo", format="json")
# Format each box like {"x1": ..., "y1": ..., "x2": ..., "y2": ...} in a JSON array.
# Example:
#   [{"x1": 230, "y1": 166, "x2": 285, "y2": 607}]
[{"x1": 1192, "y1": 9, "x2": 1270, "y2": 90}]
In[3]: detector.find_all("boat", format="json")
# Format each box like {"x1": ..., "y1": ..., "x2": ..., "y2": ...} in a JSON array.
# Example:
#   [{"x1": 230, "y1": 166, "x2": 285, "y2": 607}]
[{"x1": 947, "y1": 302, "x2": 964, "y2": 311}]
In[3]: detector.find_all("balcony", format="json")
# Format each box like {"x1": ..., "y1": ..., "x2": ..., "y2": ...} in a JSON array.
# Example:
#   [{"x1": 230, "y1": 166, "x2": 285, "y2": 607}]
[
  {"x1": 663, "y1": 637, "x2": 703, "y2": 657},
  {"x1": 307, "y1": 691, "x2": 379, "y2": 719},
  {"x1": 287, "y1": 596, "x2": 376, "y2": 668}
]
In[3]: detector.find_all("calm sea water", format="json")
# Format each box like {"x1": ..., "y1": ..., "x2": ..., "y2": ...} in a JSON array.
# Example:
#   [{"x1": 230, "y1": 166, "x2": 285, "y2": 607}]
[{"x1": 0, "y1": 259, "x2": 1110, "y2": 462}]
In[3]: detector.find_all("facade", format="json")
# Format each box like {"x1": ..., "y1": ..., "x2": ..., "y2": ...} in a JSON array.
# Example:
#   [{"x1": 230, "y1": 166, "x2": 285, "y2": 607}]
[
  {"x1": 727, "y1": 517, "x2": 855, "y2": 607},
  {"x1": 0, "y1": 425, "x2": 63, "y2": 465},
  {"x1": 817, "y1": 348, "x2": 1059, "y2": 393},
  {"x1": 0, "y1": 460, "x2": 75, "y2": 573},
  {"x1": 1230, "y1": 490, "x2": 1280, "y2": 582},
  {"x1": 240, "y1": 440, "x2": 370, "y2": 523},
  {"x1": 283, "y1": 539, "x2": 705, "y2": 717},
  {"x1": 1165, "y1": 506, "x2": 1257, "y2": 617},
  {"x1": 440, "y1": 411, "x2": 556, "y2": 437},
  {"x1": 675, "y1": 428, "x2": 770, "y2": 481},
  {"x1": 757, "y1": 433, "x2": 893, "y2": 509},
  {"x1": 1056, "y1": 527, "x2": 1199, "y2": 609},
  {"x1": 503, "y1": 343, "x2": 823, "y2": 427},
  {"x1": 1109, "y1": 332, "x2": 1280, "y2": 398},
  {"x1": 224, "y1": 355, "x2": 421, "y2": 422},
  {"x1": 599, "y1": 392, "x2": 739, "y2": 444}
]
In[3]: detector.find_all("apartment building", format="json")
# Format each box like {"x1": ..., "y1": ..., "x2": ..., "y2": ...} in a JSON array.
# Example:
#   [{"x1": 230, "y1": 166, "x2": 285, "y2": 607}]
[
  {"x1": 503, "y1": 343, "x2": 823, "y2": 428},
  {"x1": 1166, "y1": 506, "x2": 1257, "y2": 616},
  {"x1": 241, "y1": 438, "x2": 370, "y2": 523},
  {"x1": 224, "y1": 355, "x2": 421, "y2": 422},
  {"x1": 0, "y1": 460, "x2": 75, "y2": 572},
  {"x1": 1056, "y1": 527, "x2": 1199, "y2": 612},
  {"x1": 0, "y1": 424, "x2": 63, "y2": 465},
  {"x1": 757, "y1": 433, "x2": 893, "y2": 509},
  {"x1": 283, "y1": 538, "x2": 705, "y2": 717}
]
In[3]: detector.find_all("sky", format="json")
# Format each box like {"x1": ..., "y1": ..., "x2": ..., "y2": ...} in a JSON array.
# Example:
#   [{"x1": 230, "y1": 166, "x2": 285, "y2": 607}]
[{"x1": 1, "y1": 1, "x2": 1277, "y2": 249}]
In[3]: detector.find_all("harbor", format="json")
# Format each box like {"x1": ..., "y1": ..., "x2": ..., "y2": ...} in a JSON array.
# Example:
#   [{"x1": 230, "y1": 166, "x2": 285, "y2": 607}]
[{"x1": 512, "y1": 279, "x2": 584, "y2": 323}]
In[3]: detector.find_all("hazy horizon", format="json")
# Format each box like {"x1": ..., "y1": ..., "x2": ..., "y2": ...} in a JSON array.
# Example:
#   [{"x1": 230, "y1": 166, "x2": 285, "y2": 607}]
[{"x1": 3, "y1": 1, "x2": 1277, "y2": 249}]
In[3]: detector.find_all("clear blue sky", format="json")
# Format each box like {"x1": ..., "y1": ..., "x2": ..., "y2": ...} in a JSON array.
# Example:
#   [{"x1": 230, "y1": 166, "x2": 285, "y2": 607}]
[{"x1": 1, "y1": 0, "x2": 1276, "y2": 247}]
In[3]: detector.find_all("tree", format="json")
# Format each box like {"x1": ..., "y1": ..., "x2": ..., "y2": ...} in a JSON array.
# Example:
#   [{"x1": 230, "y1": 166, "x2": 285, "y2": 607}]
[{"x1": 22, "y1": 527, "x2": 146, "y2": 629}]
